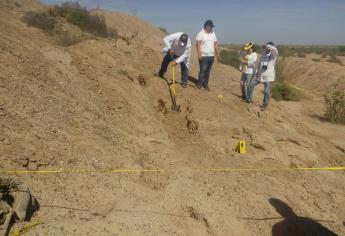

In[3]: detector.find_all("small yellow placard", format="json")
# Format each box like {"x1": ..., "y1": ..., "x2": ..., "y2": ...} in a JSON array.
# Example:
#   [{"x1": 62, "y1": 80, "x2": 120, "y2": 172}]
[{"x1": 236, "y1": 140, "x2": 247, "y2": 154}]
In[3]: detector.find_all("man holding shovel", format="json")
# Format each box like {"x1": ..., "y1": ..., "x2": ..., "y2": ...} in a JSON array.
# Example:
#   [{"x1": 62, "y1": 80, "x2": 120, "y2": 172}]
[{"x1": 158, "y1": 32, "x2": 191, "y2": 88}]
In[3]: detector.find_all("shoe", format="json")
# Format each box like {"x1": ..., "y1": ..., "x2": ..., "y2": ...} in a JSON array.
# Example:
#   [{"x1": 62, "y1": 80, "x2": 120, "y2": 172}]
[
  {"x1": 260, "y1": 105, "x2": 268, "y2": 111},
  {"x1": 196, "y1": 84, "x2": 202, "y2": 89},
  {"x1": 158, "y1": 71, "x2": 164, "y2": 79},
  {"x1": 204, "y1": 86, "x2": 210, "y2": 91},
  {"x1": 245, "y1": 99, "x2": 253, "y2": 103},
  {"x1": 182, "y1": 82, "x2": 187, "y2": 88}
]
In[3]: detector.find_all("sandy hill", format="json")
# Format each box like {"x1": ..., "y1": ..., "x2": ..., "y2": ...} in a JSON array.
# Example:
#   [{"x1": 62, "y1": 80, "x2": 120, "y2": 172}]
[
  {"x1": 0, "y1": 1, "x2": 344, "y2": 235},
  {"x1": 282, "y1": 55, "x2": 345, "y2": 93}
]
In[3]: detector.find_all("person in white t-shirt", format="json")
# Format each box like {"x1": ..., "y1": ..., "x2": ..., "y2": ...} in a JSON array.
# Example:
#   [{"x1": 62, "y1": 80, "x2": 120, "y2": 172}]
[
  {"x1": 239, "y1": 42, "x2": 257, "y2": 100},
  {"x1": 158, "y1": 33, "x2": 192, "y2": 88},
  {"x1": 246, "y1": 42, "x2": 278, "y2": 111},
  {"x1": 196, "y1": 20, "x2": 219, "y2": 91}
]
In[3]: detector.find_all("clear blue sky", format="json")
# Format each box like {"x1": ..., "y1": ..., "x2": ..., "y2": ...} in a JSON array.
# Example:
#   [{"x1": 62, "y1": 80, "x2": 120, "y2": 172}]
[{"x1": 40, "y1": 0, "x2": 345, "y2": 45}]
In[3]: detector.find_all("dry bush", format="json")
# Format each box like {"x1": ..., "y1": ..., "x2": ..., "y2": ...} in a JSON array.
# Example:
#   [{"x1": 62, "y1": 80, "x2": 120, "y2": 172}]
[
  {"x1": 48, "y1": 1, "x2": 118, "y2": 39},
  {"x1": 312, "y1": 58, "x2": 321, "y2": 62},
  {"x1": 272, "y1": 57, "x2": 302, "y2": 101},
  {"x1": 159, "y1": 27, "x2": 168, "y2": 34},
  {"x1": 219, "y1": 50, "x2": 240, "y2": 69},
  {"x1": 56, "y1": 31, "x2": 82, "y2": 46},
  {"x1": 324, "y1": 91, "x2": 345, "y2": 124},
  {"x1": 22, "y1": 12, "x2": 57, "y2": 33},
  {"x1": 326, "y1": 56, "x2": 343, "y2": 65}
]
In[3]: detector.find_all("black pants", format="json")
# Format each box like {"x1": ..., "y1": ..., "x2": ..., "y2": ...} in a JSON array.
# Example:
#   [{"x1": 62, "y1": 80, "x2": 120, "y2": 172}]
[{"x1": 159, "y1": 54, "x2": 189, "y2": 83}]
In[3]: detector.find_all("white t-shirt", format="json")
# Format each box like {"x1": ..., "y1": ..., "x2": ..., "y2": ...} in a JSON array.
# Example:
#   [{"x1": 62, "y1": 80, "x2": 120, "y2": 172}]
[
  {"x1": 196, "y1": 29, "x2": 218, "y2": 57},
  {"x1": 244, "y1": 52, "x2": 257, "y2": 75}
]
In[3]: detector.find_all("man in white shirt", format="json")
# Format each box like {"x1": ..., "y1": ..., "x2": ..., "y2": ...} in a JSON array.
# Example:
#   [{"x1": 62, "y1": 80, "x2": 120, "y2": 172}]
[
  {"x1": 240, "y1": 42, "x2": 257, "y2": 100},
  {"x1": 196, "y1": 20, "x2": 219, "y2": 91},
  {"x1": 246, "y1": 42, "x2": 278, "y2": 111},
  {"x1": 158, "y1": 33, "x2": 192, "y2": 88}
]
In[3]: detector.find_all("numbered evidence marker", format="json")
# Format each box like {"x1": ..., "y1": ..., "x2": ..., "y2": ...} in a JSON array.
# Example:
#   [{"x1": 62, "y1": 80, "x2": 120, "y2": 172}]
[{"x1": 236, "y1": 140, "x2": 247, "y2": 154}]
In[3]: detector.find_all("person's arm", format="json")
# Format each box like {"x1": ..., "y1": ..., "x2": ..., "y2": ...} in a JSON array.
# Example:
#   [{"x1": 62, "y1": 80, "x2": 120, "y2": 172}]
[
  {"x1": 266, "y1": 45, "x2": 278, "y2": 59},
  {"x1": 247, "y1": 54, "x2": 257, "y2": 68},
  {"x1": 196, "y1": 32, "x2": 202, "y2": 60},
  {"x1": 175, "y1": 44, "x2": 191, "y2": 64},
  {"x1": 214, "y1": 42, "x2": 220, "y2": 60},
  {"x1": 213, "y1": 33, "x2": 220, "y2": 60},
  {"x1": 163, "y1": 33, "x2": 181, "y2": 54}
]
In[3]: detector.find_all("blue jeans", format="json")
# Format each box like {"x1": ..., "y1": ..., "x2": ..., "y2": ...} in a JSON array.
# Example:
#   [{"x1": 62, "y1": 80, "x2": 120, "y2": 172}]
[
  {"x1": 198, "y1": 56, "x2": 214, "y2": 87},
  {"x1": 159, "y1": 54, "x2": 189, "y2": 83},
  {"x1": 246, "y1": 78, "x2": 272, "y2": 106},
  {"x1": 240, "y1": 73, "x2": 253, "y2": 98}
]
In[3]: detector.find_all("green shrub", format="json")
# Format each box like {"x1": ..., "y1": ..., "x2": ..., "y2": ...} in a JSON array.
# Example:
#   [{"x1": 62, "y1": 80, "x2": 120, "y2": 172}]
[
  {"x1": 272, "y1": 82, "x2": 301, "y2": 101},
  {"x1": 22, "y1": 12, "x2": 57, "y2": 33},
  {"x1": 324, "y1": 91, "x2": 345, "y2": 124},
  {"x1": 219, "y1": 50, "x2": 240, "y2": 69}
]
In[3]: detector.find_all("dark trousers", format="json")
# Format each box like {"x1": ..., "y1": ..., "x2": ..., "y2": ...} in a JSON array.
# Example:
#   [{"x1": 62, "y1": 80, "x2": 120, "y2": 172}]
[
  {"x1": 159, "y1": 54, "x2": 189, "y2": 83},
  {"x1": 198, "y1": 56, "x2": 214, "y2": 87}
]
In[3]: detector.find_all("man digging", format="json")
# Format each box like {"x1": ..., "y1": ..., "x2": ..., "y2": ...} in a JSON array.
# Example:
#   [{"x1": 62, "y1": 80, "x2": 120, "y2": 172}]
[{"x1": 158, "y1": 32, "x2": 192, "y2": 88}]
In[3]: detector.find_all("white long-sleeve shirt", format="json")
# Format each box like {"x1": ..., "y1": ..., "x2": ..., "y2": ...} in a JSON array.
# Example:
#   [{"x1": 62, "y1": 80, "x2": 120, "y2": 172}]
[
  {"x1": 257, "y1": 45, "x2": 278, "y2": 82},
  {"x1": 162, "y1": 32, "x2": 192, "y2": 68}
]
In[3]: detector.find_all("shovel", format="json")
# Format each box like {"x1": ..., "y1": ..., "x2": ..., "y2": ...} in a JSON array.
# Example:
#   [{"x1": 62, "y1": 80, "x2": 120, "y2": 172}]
[{"x1": 168, "y1": 65, "x2": 180, "y2": 112}]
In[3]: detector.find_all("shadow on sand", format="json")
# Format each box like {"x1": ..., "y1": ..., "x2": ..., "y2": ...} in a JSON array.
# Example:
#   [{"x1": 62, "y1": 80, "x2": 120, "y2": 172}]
[{"x1": 269, "y1": 198, "x2": 338, "y2": 236}]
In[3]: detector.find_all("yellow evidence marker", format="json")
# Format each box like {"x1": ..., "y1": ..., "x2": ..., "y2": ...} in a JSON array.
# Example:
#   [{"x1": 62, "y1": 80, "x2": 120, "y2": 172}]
[{"x1": 236, "y1": 140, "x2": 247, "y2": 154}]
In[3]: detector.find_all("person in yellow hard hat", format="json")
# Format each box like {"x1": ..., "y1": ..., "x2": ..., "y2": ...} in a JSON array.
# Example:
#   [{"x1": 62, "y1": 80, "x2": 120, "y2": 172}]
[{"x1": 239, "y1": 42, "x2": 257, "y2": 100}]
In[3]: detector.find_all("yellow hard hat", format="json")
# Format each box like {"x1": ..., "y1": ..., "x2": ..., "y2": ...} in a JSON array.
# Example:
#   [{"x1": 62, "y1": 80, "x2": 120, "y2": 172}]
[{"x1": 244, "y1": 42, "x2": 254, "y2": 50}]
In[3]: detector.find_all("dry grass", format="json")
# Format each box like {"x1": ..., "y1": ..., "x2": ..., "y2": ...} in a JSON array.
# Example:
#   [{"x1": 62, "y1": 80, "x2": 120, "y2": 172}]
[
  {"x1": 48, "y1": 2, "x2": 118, "y2": 38},
  {"x1": 22, "y1": 12, "x2": 57, "y2": 33},
  {"x1": 324, "y1": 91, "x2": 345, "y2": 124},
  {"x1": 22, "y1": 1, "x2": 118, "y2": 45},
  {"x1": 326, "y1": 56, "x2": 343, "y2": 65},
  {"x1": 272, "y1": 57, "x2": 302, "y2": 101},
  {"x1": 219, "y1": 49, "x2": 240, "y2": 69}
]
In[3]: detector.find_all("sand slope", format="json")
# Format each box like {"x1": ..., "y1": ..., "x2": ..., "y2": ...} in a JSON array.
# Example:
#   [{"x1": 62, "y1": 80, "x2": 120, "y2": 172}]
[{"x1": 0, "y1": 1, "x2": 344, "y2": 235}]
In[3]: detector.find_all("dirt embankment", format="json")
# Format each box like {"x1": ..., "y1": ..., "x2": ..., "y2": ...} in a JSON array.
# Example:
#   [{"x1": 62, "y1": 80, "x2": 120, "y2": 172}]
[
  {"x1": 281, "y1": 55, "x2": 345, "y2": 93},
  {"x1": 0, "y1": 1, "x2": 345, "y2": 235}
]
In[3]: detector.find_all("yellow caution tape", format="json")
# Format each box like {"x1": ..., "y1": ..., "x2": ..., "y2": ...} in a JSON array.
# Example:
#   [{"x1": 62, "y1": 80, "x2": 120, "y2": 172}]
[
  {"x1": 205, "y1": 167, "x2": 345, "y2": 172},
  {"x1": 1, "y1": 169, "x2": 162, "y2": 174},
  {"x1": 11, "y1": 221, "x2": 44, "y2": 236},
  {"x1": 0, "y1": 167, "x2": 344, "y2": 175}
]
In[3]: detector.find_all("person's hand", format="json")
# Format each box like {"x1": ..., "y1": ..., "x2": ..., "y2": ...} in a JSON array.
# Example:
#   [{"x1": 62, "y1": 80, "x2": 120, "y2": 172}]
[
  {"x1": 216, "y1": 54, "x2": 221, "y2": 61},
  {"x1": 198, "y1": 54, "x2": 202, "y2": 60},
  {"x1": 169, "y1": 49, "x2": 174, "y2": 55},
  {"x1": 170, "y1": 61, "x2": 177, "y2": 66}
]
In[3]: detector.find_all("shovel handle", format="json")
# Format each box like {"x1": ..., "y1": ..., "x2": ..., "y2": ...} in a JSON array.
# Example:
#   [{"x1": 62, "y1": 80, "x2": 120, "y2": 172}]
[{"x1": 172, "y1": 65, "x2": 176, "y2": 95}]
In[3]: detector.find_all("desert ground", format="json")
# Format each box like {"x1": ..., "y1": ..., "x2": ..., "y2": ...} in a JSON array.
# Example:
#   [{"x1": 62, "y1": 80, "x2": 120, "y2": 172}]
[{"x1": 0, "y1": 1, "x2": 344, "y2": 235}]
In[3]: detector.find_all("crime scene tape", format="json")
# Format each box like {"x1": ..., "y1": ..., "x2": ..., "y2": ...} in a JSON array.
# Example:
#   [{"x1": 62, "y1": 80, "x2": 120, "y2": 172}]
[{"x1": 0, "y1": 167, "x2": 345, "y2": 175}]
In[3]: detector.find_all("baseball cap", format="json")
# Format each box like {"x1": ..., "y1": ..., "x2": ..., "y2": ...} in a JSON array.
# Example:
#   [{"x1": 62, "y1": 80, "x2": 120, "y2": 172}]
[
  {"x1": 204, "y1": 20, "x2": 215, "y2": 28},
  {"x1": 179, "y1": 33, "x2": 188, "y2": 46},
  {"x1": 266, "y1": 42, "x2": 275, "y2": 46}
]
